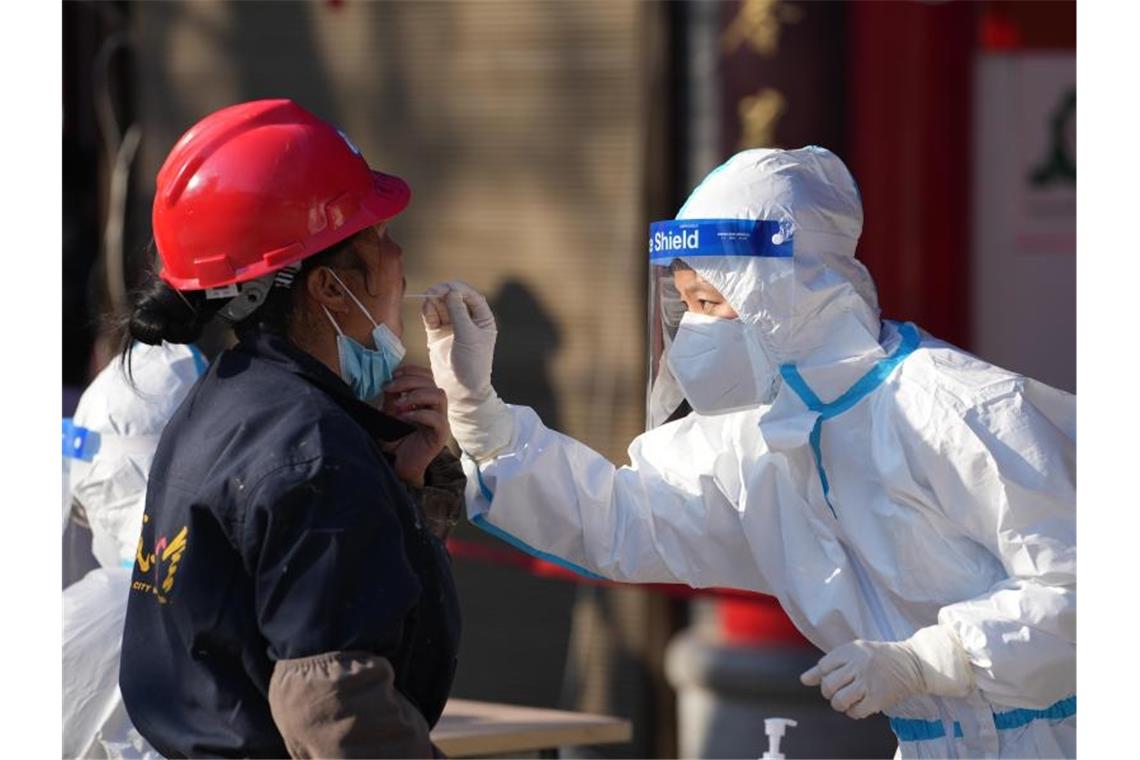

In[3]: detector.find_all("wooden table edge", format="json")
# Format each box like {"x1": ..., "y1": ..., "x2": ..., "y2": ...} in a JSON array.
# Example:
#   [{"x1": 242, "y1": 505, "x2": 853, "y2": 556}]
[{"x1": 432, "y1": 719, "x2": 632, "y2": 757}]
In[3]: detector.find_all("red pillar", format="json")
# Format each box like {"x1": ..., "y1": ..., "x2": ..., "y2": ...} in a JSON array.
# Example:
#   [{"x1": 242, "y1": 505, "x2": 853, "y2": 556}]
[{"x1": 847, "y1": 1, "x2": 978, "y2": 348}]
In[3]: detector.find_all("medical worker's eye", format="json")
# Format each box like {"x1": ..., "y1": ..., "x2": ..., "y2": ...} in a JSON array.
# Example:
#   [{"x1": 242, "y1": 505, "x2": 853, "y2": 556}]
[{"x1": 698, "y1": 299, "x2": 719, "y2": 311}]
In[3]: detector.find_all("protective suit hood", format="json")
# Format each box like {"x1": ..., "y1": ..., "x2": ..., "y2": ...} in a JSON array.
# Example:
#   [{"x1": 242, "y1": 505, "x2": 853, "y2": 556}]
[
  {"x1": 675, "y1": 146, "x2": 884, "y2": 402},
  {"x1": 67, "y1": 342, "x2": 204, "y2": 569}
]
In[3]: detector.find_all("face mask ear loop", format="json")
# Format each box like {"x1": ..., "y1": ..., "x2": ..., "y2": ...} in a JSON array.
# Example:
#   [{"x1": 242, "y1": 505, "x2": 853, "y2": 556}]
[
  {"x1": 324, "y1": 268, "x2": 380, "y2": 329},
  {"x1": 321, "y1": 305, "x2": 347, "y2": 337}
]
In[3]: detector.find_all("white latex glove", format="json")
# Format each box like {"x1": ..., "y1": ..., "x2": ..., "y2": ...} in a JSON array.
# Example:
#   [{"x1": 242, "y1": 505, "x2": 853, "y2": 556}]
[
  {"x1": 800, "y1": 625, "x2": 975, "y2": 719},
  {"x1": 421, "y1": 281, "x2": 514, "y2": 461}
]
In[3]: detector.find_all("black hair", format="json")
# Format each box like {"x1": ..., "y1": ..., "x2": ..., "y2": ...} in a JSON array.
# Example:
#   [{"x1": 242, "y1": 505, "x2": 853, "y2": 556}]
[{"x1": 122, "y1": 231, "x2": 368, "y2": 367}]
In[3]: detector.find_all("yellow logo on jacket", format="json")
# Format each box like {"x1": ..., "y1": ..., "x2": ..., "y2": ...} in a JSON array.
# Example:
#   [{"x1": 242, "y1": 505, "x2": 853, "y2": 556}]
[{"x1": 133, "y1": 514, "x2": 189, "y2": 605}]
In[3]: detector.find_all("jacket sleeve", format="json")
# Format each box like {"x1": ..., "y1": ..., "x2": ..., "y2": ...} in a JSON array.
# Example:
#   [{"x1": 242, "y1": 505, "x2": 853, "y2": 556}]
[
  {"x1": 919, "y1": 379, "x2": 1076, "y2": 710},
  {"x1": 463, "y1": 404, "x2": 768, "y2": 592},
  {"x1": 269, "y1": 651, "x2": 433, "y2": 759},
  {"x1": 244, "y1": 455, "x2": 422, "y2": 659},
  {"x1": 407, "y1": 447, "x2": 467, "y2": 541},
  {"x1": 244, "y1": 454, "x2": 432, "y2": 753}
]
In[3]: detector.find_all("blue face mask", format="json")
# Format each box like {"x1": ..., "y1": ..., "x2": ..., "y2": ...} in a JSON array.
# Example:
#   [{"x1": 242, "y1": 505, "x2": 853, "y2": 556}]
[{"x1": 321, "y1": 269, "x2": 406, "y2": 402}]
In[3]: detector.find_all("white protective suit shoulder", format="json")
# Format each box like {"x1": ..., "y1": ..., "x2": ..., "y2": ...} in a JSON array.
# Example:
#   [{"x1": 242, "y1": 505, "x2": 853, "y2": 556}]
[
  {"x1": 462, "y1": 147, "x2": 1075, "y2": 758},
  {"x1": 68, "y1": 342, "x2": 205, "y2": 570},
  {"x1": 63, "y1": 342, "x2": 202, "y2": 759}
]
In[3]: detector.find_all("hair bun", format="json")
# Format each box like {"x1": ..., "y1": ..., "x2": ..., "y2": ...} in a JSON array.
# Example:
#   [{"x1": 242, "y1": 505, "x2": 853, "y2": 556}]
[{"x1": 127, "y1": 277, "x2": 215, "y2": 345}]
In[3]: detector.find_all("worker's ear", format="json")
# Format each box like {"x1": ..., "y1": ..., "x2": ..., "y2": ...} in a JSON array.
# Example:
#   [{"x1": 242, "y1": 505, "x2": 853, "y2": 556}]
[{"x1": 306, "y1": 267, "x2": 350, "y2": 314}]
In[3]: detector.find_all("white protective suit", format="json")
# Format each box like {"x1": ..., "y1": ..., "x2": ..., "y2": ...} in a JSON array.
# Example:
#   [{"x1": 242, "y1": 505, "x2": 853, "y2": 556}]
[
  {"x1": 63, "y1": 342, "x2": 204, "y2": 759},
  {"x1": 430, "y1": 147, "x2": 1076, "y2": 758}
]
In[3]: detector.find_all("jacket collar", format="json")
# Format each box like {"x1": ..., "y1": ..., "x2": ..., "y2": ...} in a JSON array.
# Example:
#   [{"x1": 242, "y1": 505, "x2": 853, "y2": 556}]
[{"x1": 233, "y1": 329, "x2": 415, "y2": 442}]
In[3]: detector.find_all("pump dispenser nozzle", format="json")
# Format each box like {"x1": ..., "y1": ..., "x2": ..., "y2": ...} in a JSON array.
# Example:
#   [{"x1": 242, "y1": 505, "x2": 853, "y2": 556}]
[{"x1": 761, "y1": 717, "x2": 797, "y2": 760}]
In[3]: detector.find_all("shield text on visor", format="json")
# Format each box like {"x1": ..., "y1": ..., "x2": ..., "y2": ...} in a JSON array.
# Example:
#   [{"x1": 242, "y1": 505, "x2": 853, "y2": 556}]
[{"x1": 646, "y1": 219, "x2": 791, "y2": 429}]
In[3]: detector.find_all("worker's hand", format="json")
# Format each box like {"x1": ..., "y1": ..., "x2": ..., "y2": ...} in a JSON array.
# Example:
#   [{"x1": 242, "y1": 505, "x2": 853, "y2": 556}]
[
  {"x1": 421, "y1": 282, "x2": 513, "y2": 461},
  {"x1": 800, "y1": 626, "x2": 974, "y2": 719},
  {"x1": 381, "y1": 365, "x2": 449, "y2": 488},
  {"x1": 421, "y1": 281, "x2": 497, "y2": 400}
]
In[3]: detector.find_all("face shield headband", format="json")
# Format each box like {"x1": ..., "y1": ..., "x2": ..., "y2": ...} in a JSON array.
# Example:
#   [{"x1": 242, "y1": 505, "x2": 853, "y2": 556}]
[{"x1": 648, "y1": 218, "x2": 793, "y2": 262}]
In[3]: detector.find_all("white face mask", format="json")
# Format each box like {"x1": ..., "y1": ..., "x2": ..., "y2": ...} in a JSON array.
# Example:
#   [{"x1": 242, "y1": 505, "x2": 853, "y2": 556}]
[{"x1": 665, "y1": 312, "x2": 778, "y2": 415}]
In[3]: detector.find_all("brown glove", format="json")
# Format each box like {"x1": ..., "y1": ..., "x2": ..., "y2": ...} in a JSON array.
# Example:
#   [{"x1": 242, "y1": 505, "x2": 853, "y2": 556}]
[{"x1": 409, "y1": 447, "x2": 466, "y2": 541}]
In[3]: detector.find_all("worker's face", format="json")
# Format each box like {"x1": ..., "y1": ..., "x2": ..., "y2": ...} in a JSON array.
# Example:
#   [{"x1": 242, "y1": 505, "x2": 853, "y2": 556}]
[
  {"x1": 331, "y1": 222, "x2": 408, "y2": 345},
  {"x1": 672, "y1": 268, "x2": 739, "y2": 319}
]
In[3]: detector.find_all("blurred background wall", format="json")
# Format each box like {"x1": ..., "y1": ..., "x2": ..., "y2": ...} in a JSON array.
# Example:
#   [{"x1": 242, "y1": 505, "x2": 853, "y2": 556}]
[{"x1": 62, "y1": 1, "x2": 1074, "y2": 757}]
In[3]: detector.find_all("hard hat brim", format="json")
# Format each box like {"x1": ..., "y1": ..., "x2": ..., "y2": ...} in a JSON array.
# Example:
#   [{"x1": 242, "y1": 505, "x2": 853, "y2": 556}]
[{"x1": 159, "y1": 170, "x2": 412, "y2": 292}]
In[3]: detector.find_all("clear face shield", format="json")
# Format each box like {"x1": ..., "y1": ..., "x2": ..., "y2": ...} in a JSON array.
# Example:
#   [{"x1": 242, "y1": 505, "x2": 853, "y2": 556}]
[
  {"x1": 645, "y1": 219, "x2": 793, "y2": 430},
  {"x1": 646, "y1": 259, "x2": 688, "y2": 430}
]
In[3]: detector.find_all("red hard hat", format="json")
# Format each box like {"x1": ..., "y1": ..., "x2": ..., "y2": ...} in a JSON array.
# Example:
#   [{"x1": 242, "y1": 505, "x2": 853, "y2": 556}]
[{"x1": 152, "y1": 99, "x2": 411, "y2": 291}]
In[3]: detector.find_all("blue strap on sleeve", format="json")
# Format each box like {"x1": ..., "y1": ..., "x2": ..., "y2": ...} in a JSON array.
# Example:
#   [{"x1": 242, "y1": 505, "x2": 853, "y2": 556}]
[
  {"x1": 62, "y1": 418, "x2": 100, "y2": 462},
  {"x1": 472, "y1": 464, "x2": 608, "y2": 581}
]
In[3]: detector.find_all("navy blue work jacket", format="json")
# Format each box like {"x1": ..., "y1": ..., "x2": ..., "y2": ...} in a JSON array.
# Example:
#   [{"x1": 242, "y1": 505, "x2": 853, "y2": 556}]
[{"x1": 119, "y1": 329, "x2": 461, "y2": 758}]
